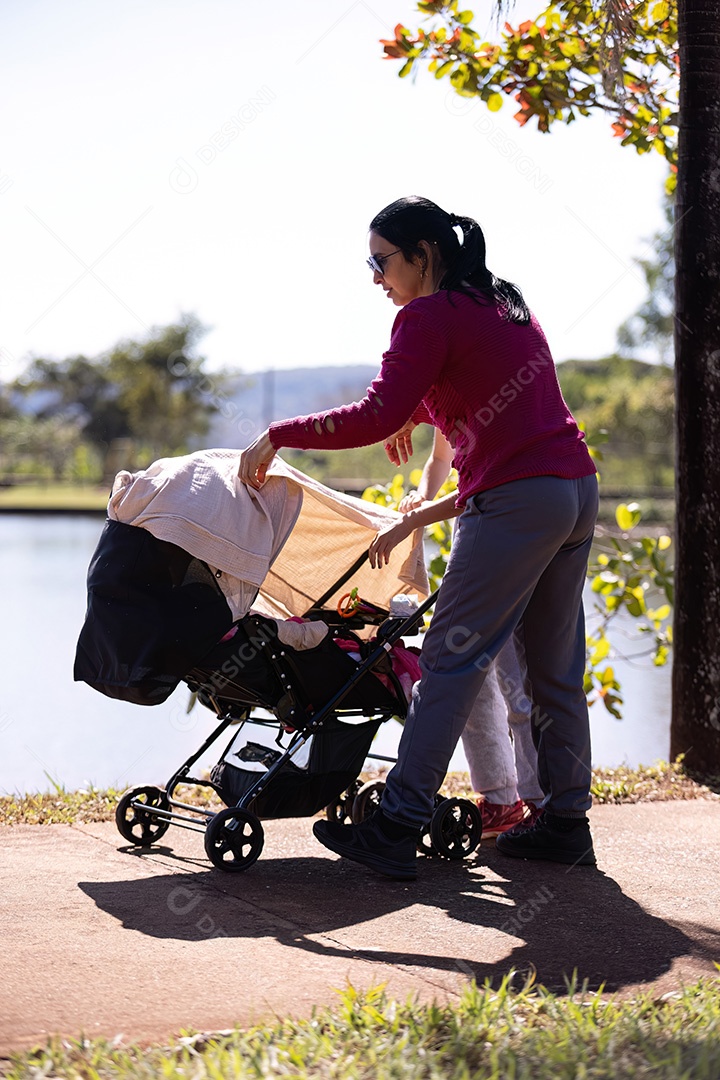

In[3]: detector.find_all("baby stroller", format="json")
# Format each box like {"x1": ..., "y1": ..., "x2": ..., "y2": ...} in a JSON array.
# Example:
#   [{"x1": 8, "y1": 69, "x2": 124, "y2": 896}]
[{"x1": 74, "y1": 450, "x2": 482, "y2": 872}]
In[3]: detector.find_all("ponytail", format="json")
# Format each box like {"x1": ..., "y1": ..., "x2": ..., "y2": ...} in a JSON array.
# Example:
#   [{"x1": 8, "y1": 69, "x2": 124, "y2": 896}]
[
  {"x1": 370, "y1": 196, "x2": 530, "y2": 325},
  {"x1": 441, "y1": 214, "x2": 530, "y2": 325}
]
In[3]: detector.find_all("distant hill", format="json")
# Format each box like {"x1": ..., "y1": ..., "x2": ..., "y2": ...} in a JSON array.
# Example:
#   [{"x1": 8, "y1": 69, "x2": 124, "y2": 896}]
[{"x1": 207, "y1": 365, "x2": 378, "y2": 448}]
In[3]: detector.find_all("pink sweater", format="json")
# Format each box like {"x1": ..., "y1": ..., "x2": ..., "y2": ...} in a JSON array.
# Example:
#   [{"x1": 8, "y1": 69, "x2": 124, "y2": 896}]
[{"x1": 269, "y1": 290, "x2": 595, "y2": 505}]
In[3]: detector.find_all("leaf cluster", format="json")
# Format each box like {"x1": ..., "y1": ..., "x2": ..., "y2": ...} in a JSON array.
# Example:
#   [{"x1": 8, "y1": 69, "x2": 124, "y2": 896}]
[
  {"x1": 382, "y1": 0, "x2": 678, "y2": 183},
  {"x1": 586, "y1": 502, "x2": 673, "y2": 715}
]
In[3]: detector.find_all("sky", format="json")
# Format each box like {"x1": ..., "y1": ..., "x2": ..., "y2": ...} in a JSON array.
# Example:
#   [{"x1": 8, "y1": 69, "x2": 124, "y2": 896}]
[{"x1": 1, "y1": 0, "x2": 671, "y2": 389}]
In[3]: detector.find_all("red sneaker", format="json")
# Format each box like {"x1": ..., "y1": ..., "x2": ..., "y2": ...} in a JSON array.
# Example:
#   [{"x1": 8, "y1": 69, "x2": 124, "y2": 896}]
[
  {"x1": 523, "y1": 801, "x2": 544, "y2": 827},
  {"x1": 502, "y1": 801, "x2": 544, "y2": 837},
  {"x1": 477, "y1": 798, "x2": 526, "y2": 838}
]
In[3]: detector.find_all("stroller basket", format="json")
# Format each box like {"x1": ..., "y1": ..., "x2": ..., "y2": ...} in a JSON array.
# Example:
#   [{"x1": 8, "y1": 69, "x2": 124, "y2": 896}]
[{"x1": 210, "y1": 716, "x2": 383, "y2": 818}]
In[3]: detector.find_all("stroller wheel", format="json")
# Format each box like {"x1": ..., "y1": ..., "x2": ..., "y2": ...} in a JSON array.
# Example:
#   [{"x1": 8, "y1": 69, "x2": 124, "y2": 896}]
[
  {"x1": 417, "y1": 795, "x2": 448, "y2": 857},
  {"x1": 430, "y1": 798, "x2": 483, "y2": 861},
  {"x1": 351, "y1": 779, "x2": 386, "y2": 824},
  {"x1": 204, "y1": 808, "x2": 264, "y2": 872},
  {"x1": 325, "y1": 780, "x2": 362, "y2": 825},
  {"x1": 417, "y1": 825, "x2": 438, "y2": 857},
  {"x1": 116, "y1": 786, "x2": 171, "y2": 846}
]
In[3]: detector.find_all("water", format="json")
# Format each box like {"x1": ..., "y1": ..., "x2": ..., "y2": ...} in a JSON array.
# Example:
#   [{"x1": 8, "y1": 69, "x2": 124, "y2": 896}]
[{"x1": 0, "y1": 515, "x2": 671, "y2": 796}]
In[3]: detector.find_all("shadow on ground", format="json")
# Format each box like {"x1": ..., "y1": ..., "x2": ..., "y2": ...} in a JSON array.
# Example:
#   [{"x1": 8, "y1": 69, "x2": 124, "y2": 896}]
[{"x1": 79, "y1": 843, "x2": 718, "y2": 994}]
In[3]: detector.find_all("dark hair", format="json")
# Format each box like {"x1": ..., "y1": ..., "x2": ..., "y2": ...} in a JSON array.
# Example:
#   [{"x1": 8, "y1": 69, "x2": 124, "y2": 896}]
[{"x1": 369, "y1": 195, "x2": 530, "y2": 324}]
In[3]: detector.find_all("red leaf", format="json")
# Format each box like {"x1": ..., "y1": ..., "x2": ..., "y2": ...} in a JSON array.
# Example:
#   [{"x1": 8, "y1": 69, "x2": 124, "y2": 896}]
[{"x1": 380, "y1": 42, "x2": 406, "y2": 58}]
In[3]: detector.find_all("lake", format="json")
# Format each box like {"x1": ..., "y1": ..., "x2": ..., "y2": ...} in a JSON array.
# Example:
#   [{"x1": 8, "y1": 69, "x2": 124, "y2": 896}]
[{"x1": 0, "y1": 515, "x2": 671, "y2": 796}]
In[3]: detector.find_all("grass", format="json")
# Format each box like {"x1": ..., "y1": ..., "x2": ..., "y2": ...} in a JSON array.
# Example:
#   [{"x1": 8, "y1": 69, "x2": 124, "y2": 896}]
[
  {"x1": 0, "y1": 786, "x2": 126, "y2": 825},
  {"x1": 0, "y1": 781, "x2": 220, "y2": 826},
  {"x1": 3, "y1": 975, "x2": 720, "y2": 1079},
  {"x1": 0, "y1": 482, "x2": 108, "y2": 510},
  {"x1": 590, "y1": 758, "x2": 720, "y2": 804},
  {"x1": 1, "y1": 759, "x2": 717, "y2": 826}
]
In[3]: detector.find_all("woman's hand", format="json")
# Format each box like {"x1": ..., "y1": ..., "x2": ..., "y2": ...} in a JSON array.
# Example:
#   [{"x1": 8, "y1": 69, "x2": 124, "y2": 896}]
[
  {"x1": 384, "y1": 420, "x2": 417, "y2": 466},
  {"x1": 238, "y1": 429, "x2": 276, "y2": 489},
  {"x1": 398, "y1": 491, "x2": 427, "y2": 514},
  {"x1": 369, "y1": 516, "x2": 413, "y2": 569}
]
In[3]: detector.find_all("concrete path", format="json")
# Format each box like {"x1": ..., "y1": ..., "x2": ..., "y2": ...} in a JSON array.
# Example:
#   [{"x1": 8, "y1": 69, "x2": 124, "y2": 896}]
[{"x1": 1, "y1": 800, "x2": 719, "y2": 1056}]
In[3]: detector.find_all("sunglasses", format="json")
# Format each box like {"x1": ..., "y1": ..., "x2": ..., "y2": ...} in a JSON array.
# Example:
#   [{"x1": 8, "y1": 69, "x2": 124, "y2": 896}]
[{"x1": 366, "y1": 248, "x2": 402, "y2": 276}]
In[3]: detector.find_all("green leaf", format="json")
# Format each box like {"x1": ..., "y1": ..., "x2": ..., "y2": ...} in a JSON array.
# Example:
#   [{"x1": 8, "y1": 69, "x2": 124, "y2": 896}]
[
  {"x1": 435, "y1": 59, "x2": 455, "y2": 79},
  {"x1": 486, "y1": 91, "x2": 503, "y2": 111},
  {"x1": 604, "y1": 693, "x2": 623, "y2": 719},
  {"x1": 615, "y1": 502, "x2": 642, "y2": 531},
  {"x1": 591, "y1": 637, "x2": 610, "y2": 663},
  {"x1": 429, "y1": 555, "x2": 448, "y2": 578},
  {"x1": 598, "y1": 570, "x2": 620, "y2": 584},
  {"x1": 651, "y1": 1, "x2": 670, "y2": 20}
]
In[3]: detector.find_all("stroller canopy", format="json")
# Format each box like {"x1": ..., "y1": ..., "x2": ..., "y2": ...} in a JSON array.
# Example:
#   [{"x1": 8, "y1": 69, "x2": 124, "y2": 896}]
[{"x1": 108, "y1": 449, "x2": 429, "y2": 620}]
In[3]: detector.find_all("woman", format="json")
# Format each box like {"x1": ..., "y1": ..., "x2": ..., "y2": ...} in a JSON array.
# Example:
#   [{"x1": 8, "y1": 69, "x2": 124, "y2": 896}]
[
  {"x1": 239, "y1": 195, "x2": 598, "y2": 880},
  {"x1": 395, "y1": 427, "x2": 544, "y2": 837}
]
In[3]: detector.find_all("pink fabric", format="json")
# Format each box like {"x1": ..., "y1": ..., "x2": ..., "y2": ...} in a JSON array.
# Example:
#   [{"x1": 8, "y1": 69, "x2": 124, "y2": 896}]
[
  {"x1": 333, "y1": 637, "x2": 421, "y2": 704},
  {"x1": 387, "y1": 642, "x2": 422, "y2": 701},
  {"x1": 269, "y1": 291, "x2": 595, "y2": 506}
]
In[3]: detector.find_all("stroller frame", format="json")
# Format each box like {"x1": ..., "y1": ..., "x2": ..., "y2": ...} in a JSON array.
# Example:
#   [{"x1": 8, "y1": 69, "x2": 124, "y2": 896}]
[{"x1": 115, "y1": 577, "x2": 483, "y2": 872}]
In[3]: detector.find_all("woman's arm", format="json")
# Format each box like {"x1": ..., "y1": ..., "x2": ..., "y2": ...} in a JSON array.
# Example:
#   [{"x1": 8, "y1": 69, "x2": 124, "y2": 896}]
[
  {"x1": 368, "y1": 490, "x2": 461, "y2": 568},
  {"x1": 398, "y1": 429, "x2": 455, "y2": 512}
]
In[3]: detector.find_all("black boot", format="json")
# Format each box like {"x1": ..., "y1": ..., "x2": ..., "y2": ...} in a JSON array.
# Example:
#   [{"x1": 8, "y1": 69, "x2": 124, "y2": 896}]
[
  {"x1": 496, "y1": 811, "x2": 596, "y2": 866},
  {"x1": 313, "y1": 810, "x2": 419, "y2": 880}
]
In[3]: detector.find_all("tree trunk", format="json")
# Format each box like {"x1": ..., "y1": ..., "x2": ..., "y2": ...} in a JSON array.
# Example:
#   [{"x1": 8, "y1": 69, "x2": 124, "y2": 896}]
[{"x1": 671, "y1": 1, "x2": 720, "y2": 773}]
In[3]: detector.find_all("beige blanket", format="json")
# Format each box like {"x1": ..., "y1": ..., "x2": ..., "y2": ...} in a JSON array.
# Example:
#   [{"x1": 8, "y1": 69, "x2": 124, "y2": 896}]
[{"x1": 108, "y1": 450, "x2": 428, "y2": 621}]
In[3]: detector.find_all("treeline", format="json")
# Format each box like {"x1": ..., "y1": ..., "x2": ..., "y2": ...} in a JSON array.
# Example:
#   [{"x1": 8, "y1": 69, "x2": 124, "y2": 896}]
[
  {"x1": 0, "y1": 315, "x2": 673, "y2": 494},
  {"x1": 559, "y1": 356, "x2": 674, "y2": 490},
  {"x1": 0, "y1": 315, "x2": 222, "y2": 482}
]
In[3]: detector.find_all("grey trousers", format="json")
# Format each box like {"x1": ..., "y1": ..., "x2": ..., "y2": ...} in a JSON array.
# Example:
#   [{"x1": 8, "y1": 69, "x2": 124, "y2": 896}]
[
  {"x1": 461, "y1": 636, "x2": 544, "y2": 805},
  {"x1": 382, "y1": 473, "x2": 598, "y2": 826}
]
